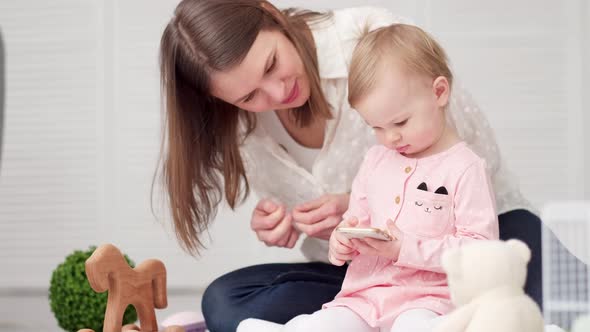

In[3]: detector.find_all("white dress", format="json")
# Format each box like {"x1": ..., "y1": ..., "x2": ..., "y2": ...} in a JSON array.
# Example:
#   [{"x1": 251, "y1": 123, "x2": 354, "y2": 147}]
[{"x1": 239, "y1": 7, "x2": 534, "y2": 263}]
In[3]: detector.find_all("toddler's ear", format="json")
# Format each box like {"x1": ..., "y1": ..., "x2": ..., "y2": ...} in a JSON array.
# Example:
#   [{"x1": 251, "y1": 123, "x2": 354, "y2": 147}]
[{"x1": 432, "y1": 76, "x2": 450, "y2": 108}]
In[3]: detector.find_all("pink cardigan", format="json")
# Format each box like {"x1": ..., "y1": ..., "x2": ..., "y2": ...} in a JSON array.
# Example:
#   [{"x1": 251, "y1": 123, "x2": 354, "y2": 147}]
[{"x1": 323, "y1": 142, "x2": 499, "y2": 328}]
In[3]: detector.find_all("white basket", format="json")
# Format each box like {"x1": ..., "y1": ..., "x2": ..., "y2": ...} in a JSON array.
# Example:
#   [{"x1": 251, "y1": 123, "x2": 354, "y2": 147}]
[{"x1": 541, "y1": 201, "x2": 590, "y2": 330}]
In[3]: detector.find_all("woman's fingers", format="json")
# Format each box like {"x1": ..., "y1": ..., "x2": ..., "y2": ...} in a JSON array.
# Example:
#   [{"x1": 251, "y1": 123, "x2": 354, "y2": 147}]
[
  {"x1": 257, "y1": 213, "x2": 293, "y2": 247},
  {"x1": 252, "y1": 205, "x2": 285, "y2": 231},
  {"x1": 294, "y1": 215, "x2": 340, "y2": 239},
  {"x1": 293, "y1": 195, "x2": 327, "y2": 213},
  {"x1": 292, "y1": 202, "x2": 330, "y2": 225},
  {"x1": 285, "y1": 229, "x2": 300, "y2": 248},
  {"x1": 256, "y1": 198, "x2": 278, "y2": 214}
]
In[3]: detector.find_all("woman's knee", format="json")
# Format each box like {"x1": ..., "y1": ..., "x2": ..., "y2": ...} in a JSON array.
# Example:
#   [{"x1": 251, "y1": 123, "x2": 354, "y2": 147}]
[
  {"x1": 497, "y1": 210, "x2": 542, "y2": 268},
  {"x1": 498, "y1": 209, "x2": 542, "y2": 241},
  {"x1": 498, "y1": 209, "x2": 543, "y2": 308},
  {"x1": 201, "y1": 273, "x2": 242, "y2": 332},
  {"x1": 202, "y1": 276, "x2": 230, "y2": 311}
]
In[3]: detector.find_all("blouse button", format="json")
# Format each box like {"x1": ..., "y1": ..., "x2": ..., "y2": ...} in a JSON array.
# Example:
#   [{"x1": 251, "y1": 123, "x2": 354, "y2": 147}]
[
  {"x1": 404, "y1": 166, "x2": 412, "y2": 173},
  {"x1": 395, "y1": 196, "x2": 401, "y2": 204}
]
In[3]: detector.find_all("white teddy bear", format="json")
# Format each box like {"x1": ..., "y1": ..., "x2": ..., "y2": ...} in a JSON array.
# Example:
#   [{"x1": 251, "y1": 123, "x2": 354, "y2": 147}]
[{"x1": 434, "y1": 239, "x2": 545, "y2": 332}]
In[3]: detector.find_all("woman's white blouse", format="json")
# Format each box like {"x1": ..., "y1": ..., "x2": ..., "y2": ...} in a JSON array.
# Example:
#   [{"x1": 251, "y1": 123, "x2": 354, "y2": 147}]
[{"x1": 239, "y1": 7, "x2": 534, "y2": 263}]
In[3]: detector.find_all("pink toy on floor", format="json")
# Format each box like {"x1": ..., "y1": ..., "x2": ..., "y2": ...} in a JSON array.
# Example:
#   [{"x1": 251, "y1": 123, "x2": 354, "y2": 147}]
[{"x1": 161, "y1": 311, "x2": 207, "y2": 332}]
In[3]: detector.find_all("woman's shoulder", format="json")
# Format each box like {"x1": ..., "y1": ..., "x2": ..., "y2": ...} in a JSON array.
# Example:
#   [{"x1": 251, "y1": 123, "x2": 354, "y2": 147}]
[
  {"x1": 312, "y1": 7, "x2": 413, "y2": 80},
  {"x1": 332, "y1": 7, "x2": 394, "y2": 27},
  {"x1": 323, "y1": 7, "x2": 393, "y2": 43},
  {"x1": 330, "y1": 7, "x2": 415, "y2": 38}
]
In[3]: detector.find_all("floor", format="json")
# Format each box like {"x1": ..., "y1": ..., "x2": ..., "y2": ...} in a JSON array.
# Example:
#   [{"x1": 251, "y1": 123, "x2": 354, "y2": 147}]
[
  {"x1": 0, "y1": 290, "x2": 203, "y2": 332},
  {"x1": 0, "y1": 291, "x2": 574, "y2": 332}
]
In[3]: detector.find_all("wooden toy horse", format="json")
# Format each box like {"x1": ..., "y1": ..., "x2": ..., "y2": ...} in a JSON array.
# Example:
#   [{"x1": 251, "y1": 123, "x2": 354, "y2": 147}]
[{"x1": 77, "y1": 244, "x2": 184, "y2": 332}]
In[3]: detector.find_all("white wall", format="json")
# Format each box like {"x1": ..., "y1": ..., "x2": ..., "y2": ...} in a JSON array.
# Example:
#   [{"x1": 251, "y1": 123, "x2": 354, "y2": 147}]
[
  {"x1": 0, "y1": 0, "x2": 305, "y2": 295},
  {"x1": 0, "y1": 0, "x2": 587, "y2": 298},
  {"x1": 584, "y1": 1, "x2": 590, "y2": 199}
]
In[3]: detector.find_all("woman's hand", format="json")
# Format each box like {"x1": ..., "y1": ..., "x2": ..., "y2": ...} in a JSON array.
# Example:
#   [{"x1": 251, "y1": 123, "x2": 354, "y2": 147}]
[
  {"x1": 329, "y1": 217, "x2": 360, "y2": 266},
  {"x1": 350, "y1": 219, "x2": 404, "y2": 261},
  {"x1": 292, "y1": 193, "x2": 350, "y2": 240},
  {"x1": 250, "y1": 198, "x2": 300, "y2": 248}
]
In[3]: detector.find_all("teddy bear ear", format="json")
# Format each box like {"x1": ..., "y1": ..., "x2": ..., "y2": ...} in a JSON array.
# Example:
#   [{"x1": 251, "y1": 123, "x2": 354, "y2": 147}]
[
  {"x1": 507, "y1": 239, "x2": 531, "y2": 263},
  {"x1": 441, "y1": 247, "x2": 459, "y2": 273}
]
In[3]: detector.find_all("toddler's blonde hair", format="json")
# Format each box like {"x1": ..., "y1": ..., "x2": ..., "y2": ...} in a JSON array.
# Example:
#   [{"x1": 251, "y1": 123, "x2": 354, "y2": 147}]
[{"x1": 348, "y1": 24, "x2": 453, "y2": 107}]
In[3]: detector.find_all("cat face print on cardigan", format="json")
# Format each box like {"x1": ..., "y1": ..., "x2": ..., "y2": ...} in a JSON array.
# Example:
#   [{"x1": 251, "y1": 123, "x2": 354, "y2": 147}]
[
  {"x1": 415, "y1": 182, "x2": 449, "y2": 213},
  {"x1": 397, "y1": 181, "x2": 452, "y2": 238}
]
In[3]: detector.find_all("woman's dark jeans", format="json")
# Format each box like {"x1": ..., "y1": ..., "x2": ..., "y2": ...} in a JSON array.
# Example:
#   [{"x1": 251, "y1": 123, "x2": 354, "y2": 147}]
[{"x1": 202, "y1": 209, "x2": 545, "y2": 332}]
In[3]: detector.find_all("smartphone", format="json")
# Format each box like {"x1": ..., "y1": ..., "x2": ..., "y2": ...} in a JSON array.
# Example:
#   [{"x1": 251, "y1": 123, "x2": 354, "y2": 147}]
[{"x1": 336, "y1": 227, "x2": 393, "y2": 241}]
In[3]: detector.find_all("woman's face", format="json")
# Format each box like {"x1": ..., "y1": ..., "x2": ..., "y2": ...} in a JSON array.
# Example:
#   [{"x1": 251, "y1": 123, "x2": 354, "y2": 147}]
[{"x1": 210, "y1": 29, "x2": 310, "y2": 113}]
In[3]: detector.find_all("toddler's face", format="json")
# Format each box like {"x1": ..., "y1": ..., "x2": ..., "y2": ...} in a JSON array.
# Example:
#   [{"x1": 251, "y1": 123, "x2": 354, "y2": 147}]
[{"x1": 354, "y1": 61, "x2": 448, "y2": 158}]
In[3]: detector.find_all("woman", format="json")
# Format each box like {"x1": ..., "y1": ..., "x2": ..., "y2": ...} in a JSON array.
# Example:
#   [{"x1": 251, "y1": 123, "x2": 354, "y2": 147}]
[{"x1": 158, "y1": 1, "x2": 542, "y2": 331}]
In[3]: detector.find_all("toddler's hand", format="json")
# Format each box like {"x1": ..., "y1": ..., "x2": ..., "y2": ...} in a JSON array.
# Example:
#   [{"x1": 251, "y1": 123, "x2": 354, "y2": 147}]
[
  {"x1": 329, "y1": 217, "x2": 360, "y2": 266},
  {"x1": 350, "y1": 219, "x2": 404, "y2": 261}
]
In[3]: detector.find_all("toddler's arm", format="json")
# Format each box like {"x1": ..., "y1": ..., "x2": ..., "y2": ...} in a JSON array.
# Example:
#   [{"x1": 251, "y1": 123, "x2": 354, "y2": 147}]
[{"x1": 340, "y1": 146, "x2": 386, "y2": 227}]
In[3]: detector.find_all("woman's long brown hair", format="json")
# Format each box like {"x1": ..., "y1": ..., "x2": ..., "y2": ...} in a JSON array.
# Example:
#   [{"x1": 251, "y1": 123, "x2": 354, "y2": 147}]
[{"x1": 156, "y1": 0, "x2": 332, "y2": 255}]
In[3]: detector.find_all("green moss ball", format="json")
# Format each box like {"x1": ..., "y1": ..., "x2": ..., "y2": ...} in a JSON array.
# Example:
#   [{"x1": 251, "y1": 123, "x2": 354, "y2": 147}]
[{"x1": 49, "y1": 246, "x2": 138, "y2": 332}]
